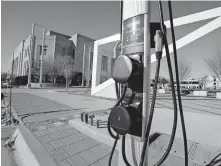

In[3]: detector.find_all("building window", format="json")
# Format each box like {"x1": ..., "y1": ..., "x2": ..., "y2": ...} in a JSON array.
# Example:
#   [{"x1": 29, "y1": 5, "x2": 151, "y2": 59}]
[
  {"x1": 44, "y1": 46, "x2": 48, "y2": 55},
  {"x1": 27, "y1": 47, "x2": 30, "y2": 58},
  {"x1": 90, "y1": 52, "x2": 93, "y2": 70},
  {"x1": 25, "y1": 49, "x2": 27, "y2": 58},
  {"x1": 39, "y1": 45, "x2": 48, "y2": 55},
  {"x1": 101, "y1": 55, "x2": 108, "y2": 71}
]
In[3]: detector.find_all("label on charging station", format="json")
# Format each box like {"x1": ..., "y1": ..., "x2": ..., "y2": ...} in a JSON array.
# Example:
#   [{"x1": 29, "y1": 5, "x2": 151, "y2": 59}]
[{"x1": 122, "y1": 15, "x2": 144, "y2": 55}]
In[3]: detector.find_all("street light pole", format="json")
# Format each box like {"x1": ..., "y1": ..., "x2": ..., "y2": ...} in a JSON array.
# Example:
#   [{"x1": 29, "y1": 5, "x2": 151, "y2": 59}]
[
  {"x1": 9, "y1": 53, "x2": 15, "y2": 124},
  {"x1": 39, "y1": 27, "x2": 46, "y2": 86},
  {"x1": 82, "y1": 44, "x2": 86, "y2": 86},
  {"x1": 28, "y1": 23, "x2": 35, "y2": 88}
]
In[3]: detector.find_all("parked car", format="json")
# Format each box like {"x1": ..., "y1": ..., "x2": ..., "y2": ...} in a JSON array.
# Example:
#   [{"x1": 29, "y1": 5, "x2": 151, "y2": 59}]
[
  {"x1": 181, "y1": 89, "x2": 190, "y2": 95},
  {"x1": 1, "y1": 82, "x2": 8, "y2": 88}
]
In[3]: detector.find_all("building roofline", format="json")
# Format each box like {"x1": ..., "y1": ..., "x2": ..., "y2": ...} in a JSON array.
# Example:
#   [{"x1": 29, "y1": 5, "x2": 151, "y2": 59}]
[
  {"x1": 46, "y1": 30, "x2": 71, "y2": 39},
  {"x1": 70, "y1": 33, "x2": 96, "y2": 41}
]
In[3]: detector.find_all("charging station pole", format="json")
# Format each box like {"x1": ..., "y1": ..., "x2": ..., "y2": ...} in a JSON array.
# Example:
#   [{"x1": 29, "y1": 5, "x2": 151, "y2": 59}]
[
  {"x1": 142, "y1": 1, "x2": 151, "y2": 165},
  {"x1": 117, "y1": 0, "x2": 151, "y2": 165}
]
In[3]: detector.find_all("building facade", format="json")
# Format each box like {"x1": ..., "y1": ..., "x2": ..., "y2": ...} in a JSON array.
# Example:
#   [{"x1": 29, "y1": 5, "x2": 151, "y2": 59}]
[
  {"x1": 69, "y1": 34, "x2": 95, "y2": 84},
  {"x1": 205, "y1": 76, "x2": 221, "y2": 89},
  {"x1": 99, "y1": 49, "x2": 114, "y2": 84},
  {"x1": 9, "y1": 28, "x2": 95, "y2": 85}
]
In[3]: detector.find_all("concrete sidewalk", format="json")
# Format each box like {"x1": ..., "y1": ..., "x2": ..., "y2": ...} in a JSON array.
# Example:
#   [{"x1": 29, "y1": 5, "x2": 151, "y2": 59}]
[
  {"x1": 7, "y1": 91, "x2": 221, "y2": 166},
  {"x1": 31, "y1": 91, "x2": 116, "y2": 112},
  {"x1": 28, "y1": 119, "x2": 118, "y2": 166},
  {"x1": 7, "y1": 92, "x2": 118, "y2": 166}
]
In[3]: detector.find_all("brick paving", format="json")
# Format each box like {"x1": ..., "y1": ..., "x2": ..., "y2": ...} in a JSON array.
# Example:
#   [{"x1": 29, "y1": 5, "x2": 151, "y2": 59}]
[
  {"x1": 7, "y1": 91, "x2": 221, "y2": 166},
  {"x1": 27, "y1": 121, "x2": 118, "y2": 166},
  {"x1": 6, "y1": 92, "x2": 118, "y2": 166}
]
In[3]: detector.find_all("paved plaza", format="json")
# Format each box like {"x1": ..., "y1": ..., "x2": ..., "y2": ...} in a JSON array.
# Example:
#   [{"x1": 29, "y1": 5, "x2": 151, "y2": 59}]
[
  {"x1": 4, "y1": 90, "x2": 118, "y2": 166},
  {"x1": 29, "y1": 121, "x2": 118, "y2": 166},
  {"x1": 3, "y1": 88, "x2": 221, "y2": 166}
]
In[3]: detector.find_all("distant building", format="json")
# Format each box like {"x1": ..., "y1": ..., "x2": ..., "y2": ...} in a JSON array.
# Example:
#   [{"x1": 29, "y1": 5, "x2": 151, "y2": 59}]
[
  {"x1": 174, "y1": 78, "x2": 201, "y2": 89},
  {"x1": 9, "y1": 28, "x2": 95, "y2": 85},
  {"x1": 204, "y1": 75, "x2": 221, "y2": 89}
]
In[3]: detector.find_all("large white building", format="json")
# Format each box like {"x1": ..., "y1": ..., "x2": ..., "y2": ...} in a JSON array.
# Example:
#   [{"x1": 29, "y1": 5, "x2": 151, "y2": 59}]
[
  {"x1": 204, "y1": 76, "x2": 221, "y2": 89},
  {"x1": 9, "y1": 29, "x2": 95, "y2": 85}
]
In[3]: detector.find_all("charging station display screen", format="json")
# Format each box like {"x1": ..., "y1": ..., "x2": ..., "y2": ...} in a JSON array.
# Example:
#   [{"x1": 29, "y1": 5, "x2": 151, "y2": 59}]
[{"x1": 122, "y1": 15, "x2": 144, "y2": 48}]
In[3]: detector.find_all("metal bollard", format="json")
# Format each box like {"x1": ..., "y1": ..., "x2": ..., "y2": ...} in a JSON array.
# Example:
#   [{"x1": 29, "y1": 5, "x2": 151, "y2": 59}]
[
  {"x1": 89, "y1": 114, "x2": 95, "y2": 126},
  {"x1": 81, "y1": 112, "x2": 85, "y2": 122},
  {"x1": 85, "y1": 113, "x2": 88, "y2": 124},
  {"x1": 96, "y1": 120, "x2": 100, "y2": 128},
  {"x1": 96, "y1": 120, "x2": 108, "y2": 128}
]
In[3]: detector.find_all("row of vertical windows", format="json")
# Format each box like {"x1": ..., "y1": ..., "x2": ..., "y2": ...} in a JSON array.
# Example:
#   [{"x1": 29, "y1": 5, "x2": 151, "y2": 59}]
[
  {"x1": 101, "y1": 55, "x2": 108, "y2": 71},
  {"x1": 101, "y1": 55, "x2": 115, "y2": 72}
]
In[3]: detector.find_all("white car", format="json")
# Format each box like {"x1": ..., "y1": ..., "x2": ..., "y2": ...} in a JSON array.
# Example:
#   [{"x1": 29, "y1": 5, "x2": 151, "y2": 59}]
[{"x1": 1, "y1": 82, "x2": 9, "y2": 88}]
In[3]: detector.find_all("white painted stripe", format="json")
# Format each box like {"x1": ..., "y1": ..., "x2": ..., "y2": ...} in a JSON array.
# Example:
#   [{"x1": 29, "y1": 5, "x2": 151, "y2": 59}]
[
  {"x1": 164, "y1": 7, "x2": 221, "y2": 28},
  {"x1": 91, "y1": 5, "x2": 221, "y2": 97},
  {"x1": 151, "y1": 16, "x2": 221, "y2": 63},
  {"x1": 96, "y1": 34, "x2": 120, "y2": 45},
  {"x1": 91, "y1": 34, "x2": 120, "y2": 95},
  {"x1": 91, "y1": 41, "x2": 99, "y2": 94},
  {"x1": 92, "y1": 78, "x2": 115, "y2": 95},
  {"x1": 92, "y1": 17, "x2": 221, "y2": 96}
]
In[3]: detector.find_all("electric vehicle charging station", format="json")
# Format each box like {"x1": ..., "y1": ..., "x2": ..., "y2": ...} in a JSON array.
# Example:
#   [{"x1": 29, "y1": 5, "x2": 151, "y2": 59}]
[
  {"x1": 108, "y1": 0, "x2": 187, "y2": 166},
  {"x1": 89, "y1": 1, "x2": 221, "y2": 165},
  {"x1": 109, "y1": 0, "x2": 154, "y2": 165}
]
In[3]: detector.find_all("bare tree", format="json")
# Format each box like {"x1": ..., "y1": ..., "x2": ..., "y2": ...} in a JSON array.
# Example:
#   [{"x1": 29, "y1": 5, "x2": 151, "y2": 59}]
[
  {"x1": 205, "y1": 49, "x2": 221, "y2": 81},
  {"x1": 199, "y1": 75, "x2": 208, "y2": 89},
  {"x1": 60, "y1": 55, "x2": 75, "y2": 90},
  {"x1": 1, "y1": 72, "x2": 8, "y2": 83},
  {"x1": 158, "y1": 76, "x2": 169, "y2": 88},
  {"x1": 43, "y1": 56, "x2": 63, "y2": 84},
  {"x1": 178, "y1": 60, "x2": 191, "y2": 81}
]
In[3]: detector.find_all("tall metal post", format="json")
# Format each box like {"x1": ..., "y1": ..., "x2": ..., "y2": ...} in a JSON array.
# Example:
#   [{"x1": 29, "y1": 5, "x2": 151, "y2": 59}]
[
  {"x1": 82, "y1": 44, "x2": 86, "y2": 86},
  {"x1": 27, "y1": 23, "x2": 35, "y2": 88},
  {"x1": 39, "y1": 28, "x2": 46, "y2": 85},
  {"x1": 87, "y1": 46, "x2": 91, "y2": 87},
  {"x1": 117, "y1": 1, "x2": 151, "y2": 166},
  {"x1": 9, "y1": 53, "x2": 15, "y2": 124},
  {"x1": 142, "y1": 2, "x2": 151, "y2": 165}
]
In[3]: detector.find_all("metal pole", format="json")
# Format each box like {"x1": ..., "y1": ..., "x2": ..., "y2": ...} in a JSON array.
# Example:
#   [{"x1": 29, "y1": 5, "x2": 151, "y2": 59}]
[
  {"x1": 39, "y1": 27, "x2": 46, "y2": 85},
  {"x1": 28, "y1": 23, "x2": 35, "y2": 87},
  {"x1": 87, "y1": 46, "x2": 91, "y2": 87},
  {"x1": 82, "y1": 44, "x2": 86, "y2": 86},
  {"x1": 117, "y1": 1, "x2": 151, "y2": 166},
  {"x1": 142, "y1": 2, "x2": 151, "y2": 165},
  {"x1": 10, "y1": 53, "x2": 15, "y2": 124}
]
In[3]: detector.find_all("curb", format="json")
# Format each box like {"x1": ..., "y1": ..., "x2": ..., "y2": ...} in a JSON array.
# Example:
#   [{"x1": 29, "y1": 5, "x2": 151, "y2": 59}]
[
  {"x1": 12, "y1": 125, "x2": 57, "y2": 166},
  {"x1": 68, "y1": 118, "x2": 119, "y2": 148},
  {"x1": 4, "y1": 99, "x2": 23, "y2": 125}
]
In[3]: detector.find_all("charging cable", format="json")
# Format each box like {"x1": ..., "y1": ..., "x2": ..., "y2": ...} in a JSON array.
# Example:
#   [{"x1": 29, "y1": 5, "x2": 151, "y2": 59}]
[
  {"x1": 139, "y1": 30, "x2": 164, "y2": 166},
  {"x1": 145, "y1": 1, "x2": 179, "y2": 165},
  {"x1": 168, "y1": 1, "x2": 189, "y2": 165}
]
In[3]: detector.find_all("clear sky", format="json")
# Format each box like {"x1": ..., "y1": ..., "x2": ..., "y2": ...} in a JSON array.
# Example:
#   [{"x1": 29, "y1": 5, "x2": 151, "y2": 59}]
[{"x1": 1, "y1": 1, "x2": 221, "y2": 79}]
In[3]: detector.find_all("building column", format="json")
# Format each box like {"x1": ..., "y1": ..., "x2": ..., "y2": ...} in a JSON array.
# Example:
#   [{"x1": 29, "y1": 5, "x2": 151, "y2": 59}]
[{"x1": 17, "y1": 55, "x2": 21, "y2": 76}]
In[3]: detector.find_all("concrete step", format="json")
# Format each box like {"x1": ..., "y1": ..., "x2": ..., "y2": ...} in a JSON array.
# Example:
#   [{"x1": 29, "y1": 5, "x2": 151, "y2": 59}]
[{"x1": 12, "y1": 125, "x2": 57, "y2": 166}]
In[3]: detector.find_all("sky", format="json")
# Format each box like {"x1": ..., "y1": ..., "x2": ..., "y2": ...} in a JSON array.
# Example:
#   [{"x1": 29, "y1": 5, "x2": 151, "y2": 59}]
[{"x1": 1, "y1": 1, "x2": 221, "y2": 79}]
